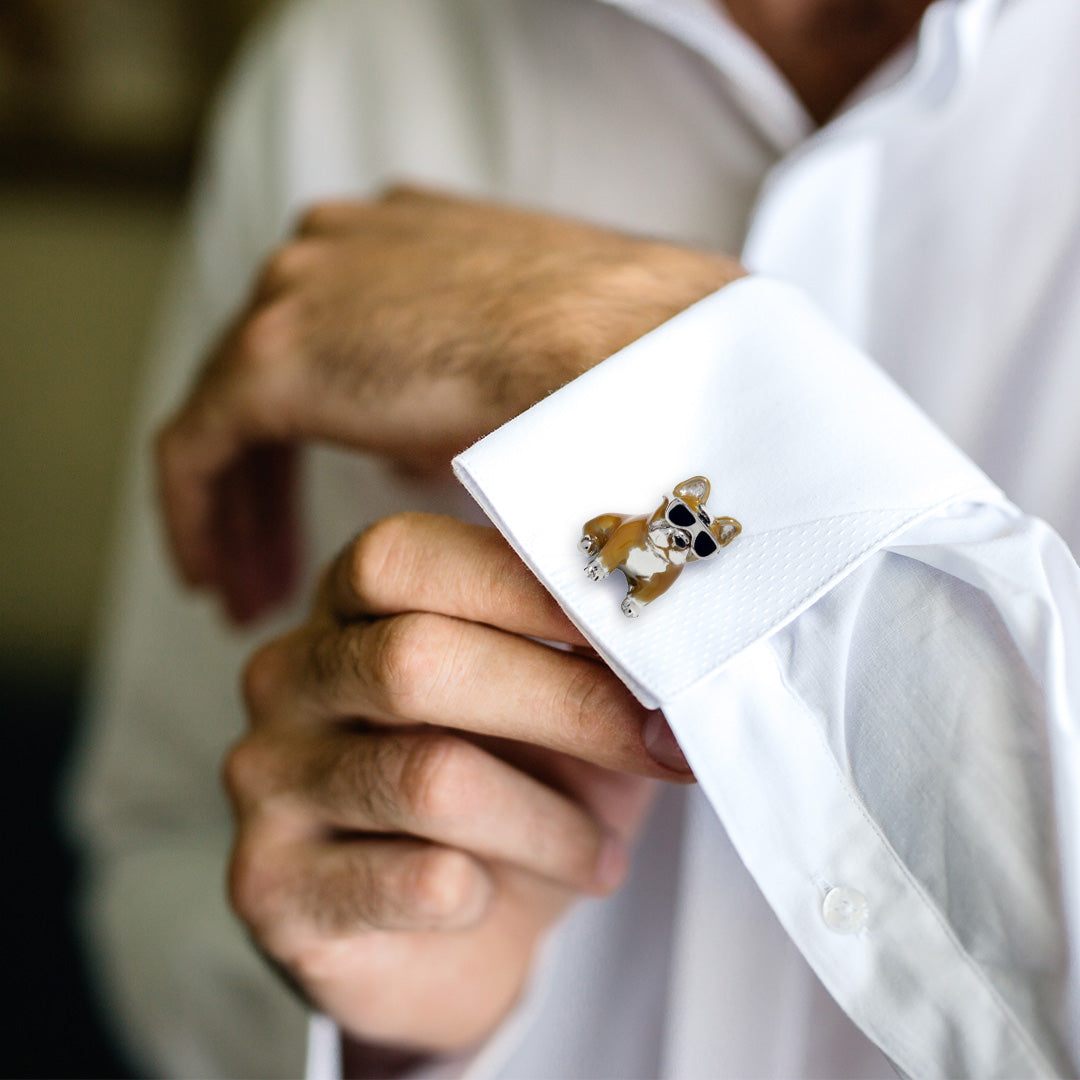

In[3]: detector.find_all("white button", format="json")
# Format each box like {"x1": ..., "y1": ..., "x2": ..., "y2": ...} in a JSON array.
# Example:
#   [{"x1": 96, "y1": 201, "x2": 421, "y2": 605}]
[{"x1": 822, "y1": 886, "x2": 869, "y2": 933}]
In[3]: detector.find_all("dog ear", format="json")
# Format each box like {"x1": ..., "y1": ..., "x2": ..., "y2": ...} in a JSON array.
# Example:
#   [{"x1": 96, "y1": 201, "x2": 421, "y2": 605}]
[
  {"x1": 715, "y1": 518, "x2": 741, "y2": 545},
  {"x1": 674, "y1": 475, "x2": 710, "y2": 503}
]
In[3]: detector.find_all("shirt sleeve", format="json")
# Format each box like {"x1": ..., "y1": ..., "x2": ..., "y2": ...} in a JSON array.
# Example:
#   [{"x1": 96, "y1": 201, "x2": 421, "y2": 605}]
[
  {"x1": 64, "y1": 5, "x2": 490, "y2": 1072},
  {"x1": 453, "y1": 277, "x2": 1080, "y2": 1077},
  {"x1": 63, "y1": 15, "x2": 313, "y2": 1077}
]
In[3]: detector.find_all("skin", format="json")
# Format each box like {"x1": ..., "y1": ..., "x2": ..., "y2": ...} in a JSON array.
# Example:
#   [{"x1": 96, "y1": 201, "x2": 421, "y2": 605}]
[
  {"x1": 156, "y1": 187, "x2": 744, "y2": 624},
  {"x1": 155, "y1": 0, "x2": 935, "y2": 623},
  {"x1": 155, "y1": 187, "x2": 737, "y2": 1072},
  {"x1": 155, "y1": 4, "x2": 934, "y2": 1070},
  {"x1": 225, "y1": 513, "x2": 689, "y2": 1061}
]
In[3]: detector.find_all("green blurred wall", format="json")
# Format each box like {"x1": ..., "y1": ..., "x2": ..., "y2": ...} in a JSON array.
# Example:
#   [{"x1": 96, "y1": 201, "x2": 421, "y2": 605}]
[{"x1": 0, "y1": 184, "x2": 179, "y2": 672}]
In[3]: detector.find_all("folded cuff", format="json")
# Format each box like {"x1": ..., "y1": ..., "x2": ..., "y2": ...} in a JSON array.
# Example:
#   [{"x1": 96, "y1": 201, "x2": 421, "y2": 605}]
[{"x1": 454, "y1": 276, "x2": 1001, "y2": 707}]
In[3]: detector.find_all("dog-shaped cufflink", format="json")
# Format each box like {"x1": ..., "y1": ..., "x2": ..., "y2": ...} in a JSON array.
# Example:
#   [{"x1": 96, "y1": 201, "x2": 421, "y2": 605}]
[{"x1": 580, "y1": 476, "x2": 740, "y2": 618}]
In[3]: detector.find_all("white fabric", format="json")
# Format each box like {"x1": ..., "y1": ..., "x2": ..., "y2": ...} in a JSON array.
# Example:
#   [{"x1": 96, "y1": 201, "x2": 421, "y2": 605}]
[
  {"x1": 454, "y1": 278, "x2": 1001, "y2": 706},
  {"x1": 66, "y1": 0, "x2": 1080, "y2": 1076},
  {"x1": 456, "y1": 283, "x2": 1079, "y2": 1074}
]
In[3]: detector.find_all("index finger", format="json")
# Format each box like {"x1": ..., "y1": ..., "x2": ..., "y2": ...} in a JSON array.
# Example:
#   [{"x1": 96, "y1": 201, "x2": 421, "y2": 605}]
[
  {"x1": 155, "y1": 300, "x2": 304, "y2": 591},
  {"x1": 326, "y1": 513, "x2": 588, "y2": 647}
]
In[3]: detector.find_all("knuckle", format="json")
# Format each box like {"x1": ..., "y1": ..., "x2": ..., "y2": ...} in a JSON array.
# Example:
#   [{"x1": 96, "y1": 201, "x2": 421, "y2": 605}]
[
  {"x1": 221, "y1": 739, "x2": 258, "y2": 805},
  {"x1": 562, "y1": 663, "x2": 603, "y2": 725},
  {"x1": 255, "y1": 243, "x2": 309, "y2": 296},
  {"x1": 399, "y1": 847, "x2": 482, "y2": 922},
  {"x1": 226, "y1": 303, "x2": 304, "y2": 439},
  {"x1": 242, "y1": 639, "x2": 285, "y2": 716},
  {"x1": 397, "y1": 734, "x2": 474, "y2": 824},
  {"x1": 232, "y1": 303, "x2": 294, "y2": 377},
  {"x1": 561, "y1": 664, "x2": 628, "y2": 750},
  {"x1": 346, "y1": 514, "x2": 416, "y2": 611},
  {"x1": 221, "y1": 736, "x2": 276, "y2": 809},
  {"x1": 227, "y1": 831, "x2": 280, "y2": 931},
  {"x1": 363, "y1": 611, "x2": 441, "y2": 714},
  {"x1": 296, "y1": 201, "x2": 346, "y2": 235}
]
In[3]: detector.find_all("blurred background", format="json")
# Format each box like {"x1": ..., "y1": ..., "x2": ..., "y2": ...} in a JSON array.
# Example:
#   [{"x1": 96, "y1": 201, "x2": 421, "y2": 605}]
[{"x1": 1, "y1": 2, "x2": 272, "y2": 1074}]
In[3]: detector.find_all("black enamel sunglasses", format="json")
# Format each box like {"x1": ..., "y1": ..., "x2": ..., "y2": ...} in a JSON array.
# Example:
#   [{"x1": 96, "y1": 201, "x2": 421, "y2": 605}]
[{"x1": 665, "y1": 499, "x2": 719, "y2": 558}]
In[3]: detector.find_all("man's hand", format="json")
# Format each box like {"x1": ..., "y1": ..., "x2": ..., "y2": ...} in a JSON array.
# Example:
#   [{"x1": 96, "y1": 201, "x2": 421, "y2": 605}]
[
  {"x1": 156, "y1": 186, "x2": 744, "y2": 622},
  {"x1": 224, "y1": 513, "x2": 692, "y2": 1061}
]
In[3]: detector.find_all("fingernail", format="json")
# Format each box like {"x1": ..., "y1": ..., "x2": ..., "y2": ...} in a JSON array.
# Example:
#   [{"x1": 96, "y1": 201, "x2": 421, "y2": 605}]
[
  {"x1": 643, "y1": 712, "x2": 691, "y2": 774},
  {"x1": 596, "y1": 834, "x2": 629, "y2": 892}
]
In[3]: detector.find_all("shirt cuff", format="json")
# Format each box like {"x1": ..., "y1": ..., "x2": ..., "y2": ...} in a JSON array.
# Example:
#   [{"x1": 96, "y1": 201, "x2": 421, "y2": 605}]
[{"x1": 453, "y1": 275, "x2": 1002, "y2": 709}]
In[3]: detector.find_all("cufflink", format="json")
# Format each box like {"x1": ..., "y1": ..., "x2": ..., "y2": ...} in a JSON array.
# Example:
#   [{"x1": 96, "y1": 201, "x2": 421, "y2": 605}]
[{"x1": 580, "y1": 475, "x2": 740, "y2": 617}]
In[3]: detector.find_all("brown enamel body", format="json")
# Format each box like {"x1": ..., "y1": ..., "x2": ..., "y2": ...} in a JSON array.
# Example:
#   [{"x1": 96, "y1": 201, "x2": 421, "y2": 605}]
[{"x1": 581, "y1": 476, "x2": 740, "y2": 618}]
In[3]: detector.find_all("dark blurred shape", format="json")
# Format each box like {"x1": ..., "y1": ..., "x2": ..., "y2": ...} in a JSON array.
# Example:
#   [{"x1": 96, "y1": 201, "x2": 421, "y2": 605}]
[
  {"x1": 0, "y1": 0, "x2": 269, "y2": 189},
  {"x1": 0, "y1": 667, "x2": 134, "y2": 1079}
]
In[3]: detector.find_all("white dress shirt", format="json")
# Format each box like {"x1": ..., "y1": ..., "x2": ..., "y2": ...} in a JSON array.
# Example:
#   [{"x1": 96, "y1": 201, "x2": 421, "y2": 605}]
[{"x1": 69, "y1": 0, "x2": 1080, "y2": 1076}]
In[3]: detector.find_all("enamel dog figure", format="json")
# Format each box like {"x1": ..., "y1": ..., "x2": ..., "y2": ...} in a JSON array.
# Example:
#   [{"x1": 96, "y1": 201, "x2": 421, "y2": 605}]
[{"x1": 580, "y1": 476, "x2": 741, "y2": 617}]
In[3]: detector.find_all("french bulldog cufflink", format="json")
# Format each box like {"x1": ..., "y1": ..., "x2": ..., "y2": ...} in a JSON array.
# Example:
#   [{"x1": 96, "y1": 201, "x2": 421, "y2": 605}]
[{"x1": 580, "y1": 475, "x2": 740, "y2": 618}]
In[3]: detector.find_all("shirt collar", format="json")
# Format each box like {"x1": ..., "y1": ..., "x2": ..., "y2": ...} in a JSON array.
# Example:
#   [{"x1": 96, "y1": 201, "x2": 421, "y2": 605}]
[
  {"x1": 593, "y1": 0, "x2": 813, "y2": 152},
  {"x1": 591, "y1": 0, "x2": 1008, "y2": 153}
]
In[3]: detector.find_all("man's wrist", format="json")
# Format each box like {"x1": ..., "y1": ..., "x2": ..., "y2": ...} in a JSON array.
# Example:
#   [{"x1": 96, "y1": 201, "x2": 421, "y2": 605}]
[{"x1": 520, "y1": 245, "x2": 747, "y2": 413}]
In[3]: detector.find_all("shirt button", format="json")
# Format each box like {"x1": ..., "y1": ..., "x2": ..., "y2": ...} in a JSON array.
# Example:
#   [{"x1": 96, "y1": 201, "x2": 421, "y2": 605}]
[{"x1": 822, "y1": 886, "x2": 869, "y2": 934}]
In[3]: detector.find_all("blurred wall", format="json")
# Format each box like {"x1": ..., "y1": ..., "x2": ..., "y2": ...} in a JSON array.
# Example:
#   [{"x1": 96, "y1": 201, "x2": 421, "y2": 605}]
[
  {"x1": 0, "y1": 184, "x2": 177, "y2": 672},
  {"x1": 0, "y1": 4, "x2": 274, "y2": 1075},
  {"x1": 0, "y1": 1, "x2": 275, "y2": 677}
]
